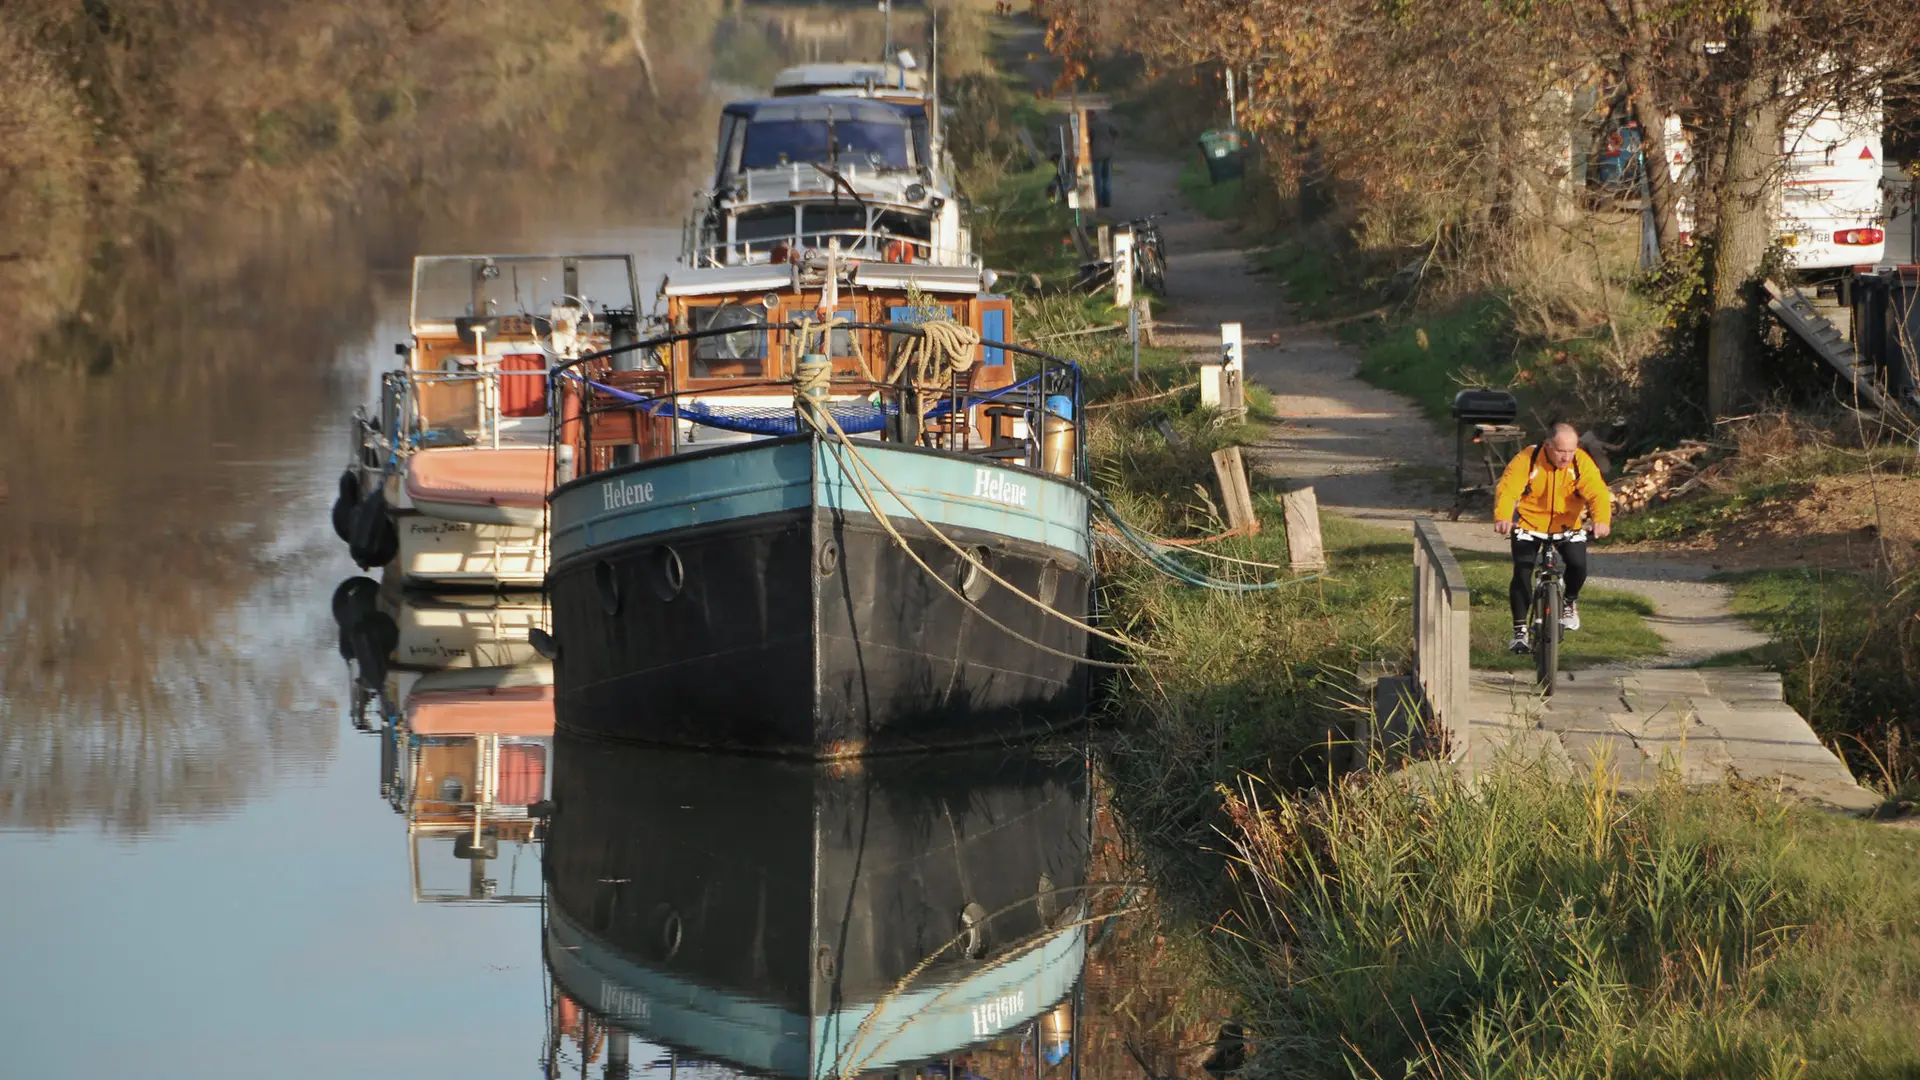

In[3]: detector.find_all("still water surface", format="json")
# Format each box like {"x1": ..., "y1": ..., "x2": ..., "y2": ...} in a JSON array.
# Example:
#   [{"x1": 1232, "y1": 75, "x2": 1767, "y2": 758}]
[{"x1": 0, "y1": 218, "x2": 1110, "y2": 1077}]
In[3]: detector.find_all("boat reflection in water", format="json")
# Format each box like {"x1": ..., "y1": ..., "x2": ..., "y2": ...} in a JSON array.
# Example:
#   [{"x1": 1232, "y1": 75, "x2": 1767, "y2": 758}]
[
  {"x1": 330, "y1": 578, "x2": 554, "y2": 902},
  {"x1": 542, "y1": 736, "x2": 1092, "y2": 1078}
]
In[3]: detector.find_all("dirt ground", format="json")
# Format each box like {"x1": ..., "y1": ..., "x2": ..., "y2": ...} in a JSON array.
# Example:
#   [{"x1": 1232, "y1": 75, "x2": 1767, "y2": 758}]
[{"x1": 1617, "y1": 471, "x2": 1920, "y2": 572}]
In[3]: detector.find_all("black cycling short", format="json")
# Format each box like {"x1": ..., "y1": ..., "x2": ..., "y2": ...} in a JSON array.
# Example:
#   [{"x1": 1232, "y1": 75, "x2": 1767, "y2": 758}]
[{"x1": 1510, "y1": 535, "x2": 1588, "y2": 624}]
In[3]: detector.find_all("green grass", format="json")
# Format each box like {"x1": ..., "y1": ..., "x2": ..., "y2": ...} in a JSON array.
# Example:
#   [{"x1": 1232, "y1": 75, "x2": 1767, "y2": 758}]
[
  {"x1": 1175, "y1": 159, "x2": 1244, "y2": 221},
  {"x1": 1712, "y1": 567, "x2": 1917, "y2": 798},
  {"x1": 1611, "y1": 480, "x2": 1808, "y2": 543},
  {"x1": 1248, "y1": 238, "x2": 1370, "y2": 323},
  {"x1": 1213, "y1": 763, "x2": 1920, "y2": 1078},
  {"x1": 1355, "y1": 295, "x2": 1516, "y2": 423}
]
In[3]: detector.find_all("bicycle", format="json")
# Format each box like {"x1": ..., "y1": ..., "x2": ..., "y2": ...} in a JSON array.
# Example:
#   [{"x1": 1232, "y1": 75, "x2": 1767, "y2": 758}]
[
  {"x1": 1121, "y1": 214, "x2": 1168, "y2": 295},
  {"x1": 1515, "y1": 527, "x2": 1583, "y2": 694}
]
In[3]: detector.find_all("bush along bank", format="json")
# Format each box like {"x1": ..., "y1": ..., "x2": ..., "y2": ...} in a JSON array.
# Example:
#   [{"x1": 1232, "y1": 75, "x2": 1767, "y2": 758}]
[{"x1": 958, "y1": 58, "x2": 1920, "y2": 1077}]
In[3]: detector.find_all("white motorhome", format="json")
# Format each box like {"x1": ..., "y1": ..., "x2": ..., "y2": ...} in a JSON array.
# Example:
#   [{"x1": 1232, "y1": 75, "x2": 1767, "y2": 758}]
[{"x1": 1668, "y1": 89, "x2": 1887, "y2": 273}]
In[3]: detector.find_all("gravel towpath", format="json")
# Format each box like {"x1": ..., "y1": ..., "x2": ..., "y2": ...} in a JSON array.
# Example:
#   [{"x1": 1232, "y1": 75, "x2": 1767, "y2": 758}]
[{"x1": 1105, "y1": 150, "x2": 1766, "y2": 666}]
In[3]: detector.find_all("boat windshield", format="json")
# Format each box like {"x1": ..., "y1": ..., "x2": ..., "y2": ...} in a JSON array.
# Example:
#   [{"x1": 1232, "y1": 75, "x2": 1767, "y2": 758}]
[
  {"x1": 411, "y1": 255, "x2": 637, "y2": 327},
  {"x1": 741, "y1": 101, "x2": 912, "y2": 170}
]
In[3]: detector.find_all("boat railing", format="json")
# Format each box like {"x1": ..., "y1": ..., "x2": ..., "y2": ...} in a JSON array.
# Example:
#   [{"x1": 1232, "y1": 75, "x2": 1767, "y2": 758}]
[
  {"x1": 364, "y1": 359, "x2": 559, "y2": 459},
  {"x1": 687, "y1": 228, "x2": 975, "y2": 269},
  {"x1": 550, "y1": 320, "x2": 1084, "y2": 483}
]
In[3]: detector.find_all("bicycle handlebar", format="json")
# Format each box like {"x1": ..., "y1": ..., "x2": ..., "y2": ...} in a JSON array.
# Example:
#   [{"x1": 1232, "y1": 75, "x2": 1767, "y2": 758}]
[{"x1": 1513, "y1": 528, "x2": 1587, "y2": 542}]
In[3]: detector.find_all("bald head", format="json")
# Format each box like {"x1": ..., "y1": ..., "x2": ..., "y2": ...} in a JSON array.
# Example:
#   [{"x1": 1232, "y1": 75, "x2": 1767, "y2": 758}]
[{"x1": 1545, "y1": 423, "x2": 1579, "y2": 468}]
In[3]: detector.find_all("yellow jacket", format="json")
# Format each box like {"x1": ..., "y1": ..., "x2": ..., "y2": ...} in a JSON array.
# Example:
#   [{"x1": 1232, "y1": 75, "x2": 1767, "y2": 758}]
[{"x1": 1493, "y1": 445, "x2": 1611, "y2": 532}]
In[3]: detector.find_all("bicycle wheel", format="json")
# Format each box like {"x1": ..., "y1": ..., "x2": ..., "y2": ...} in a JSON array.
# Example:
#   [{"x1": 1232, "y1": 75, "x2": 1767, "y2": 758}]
[
  {"x1": 1533, "y1": 578, "x2": 1561, "y2": 694},
  {"x1": 1141, "y1": 244, "x2": 1167, "y2": 295}
]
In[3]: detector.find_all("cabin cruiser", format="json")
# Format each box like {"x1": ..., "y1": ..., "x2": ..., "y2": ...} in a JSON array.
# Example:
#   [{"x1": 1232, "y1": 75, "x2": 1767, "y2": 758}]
[
  {"x1": 685, "y1": 94, "x2": 973, "y2": 270},
  {"x1": 332, "y1": 253, "x2": 642, "y2": 588},
  {"x1": 540, "y1": 738, "x2": 1090, "y2": 1078}
]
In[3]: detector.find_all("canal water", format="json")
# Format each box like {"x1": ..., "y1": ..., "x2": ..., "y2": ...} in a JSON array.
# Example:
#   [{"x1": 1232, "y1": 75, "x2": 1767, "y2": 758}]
[{"x1": 0, "y1": 7, "x2": 1209, "y2": 1078}]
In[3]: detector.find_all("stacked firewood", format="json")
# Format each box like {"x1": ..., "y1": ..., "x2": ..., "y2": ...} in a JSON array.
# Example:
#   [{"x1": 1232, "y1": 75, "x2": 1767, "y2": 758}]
[{"x1": 1609, "y1": 441, "x2": 1728, "y2": 513}]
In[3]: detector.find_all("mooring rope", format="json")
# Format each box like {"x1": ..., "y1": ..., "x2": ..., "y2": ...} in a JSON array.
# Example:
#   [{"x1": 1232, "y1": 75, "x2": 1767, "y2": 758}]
[{"x1": 790, "y1": 318, "x2": 1153, "y2": 665}]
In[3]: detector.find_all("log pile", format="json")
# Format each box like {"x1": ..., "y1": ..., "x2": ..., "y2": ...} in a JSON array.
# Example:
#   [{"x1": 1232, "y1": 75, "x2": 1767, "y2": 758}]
[{"x1": 1609, "y1": 441, "x2": 1728, "y2": 513}]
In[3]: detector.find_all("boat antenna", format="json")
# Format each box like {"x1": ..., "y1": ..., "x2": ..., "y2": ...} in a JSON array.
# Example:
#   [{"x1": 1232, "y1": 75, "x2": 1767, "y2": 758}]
[
  {"x1": 825, "y1": 104, "x2": 838, "y2": 177},
  {"x1": 929, "y1": 10, "x2": 941, "y2": 166}
]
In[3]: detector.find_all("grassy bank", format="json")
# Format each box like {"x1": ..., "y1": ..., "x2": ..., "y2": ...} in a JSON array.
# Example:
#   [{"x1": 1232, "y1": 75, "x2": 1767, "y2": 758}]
[
  {"x1": 1218, "y1": 763, "x2": 1920, "y2": 1077},
  {"x1": 1715, "y1": 567, "x2": 1920, "y2": 798}
]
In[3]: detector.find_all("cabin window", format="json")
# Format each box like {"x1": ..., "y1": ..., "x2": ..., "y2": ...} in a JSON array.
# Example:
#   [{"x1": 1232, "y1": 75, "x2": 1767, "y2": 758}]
[
  {"x1": 874, "y1": 210, "x2": 932, "y2": 241},
  {"x1": 741, "y1": 102, "x2": 912, "y2": 171},
  {"x1": 801, "y1": 205, "x2": 867, "y2": 248},
  {"x1": 735, "y1": 207, "x2": 797, "y2": 244},
  {"x1": 910, "y1": 113, "x2": 932, "y2": 169},
  {"x1": 829, "y1": 309, "x2": 858, "y2": 367},
  {"x1": 691, "y1": 303, "x2": 767, "y2": 378},
  {"x1": 713, "y1": 113, "x2": 742, "y2": 187}
]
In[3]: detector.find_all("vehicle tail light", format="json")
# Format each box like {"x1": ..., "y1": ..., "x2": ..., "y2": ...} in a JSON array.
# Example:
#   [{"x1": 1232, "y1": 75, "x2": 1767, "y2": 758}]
[{"x1": 1834, "y1": 228, "x2": 1885, "y2": 246}]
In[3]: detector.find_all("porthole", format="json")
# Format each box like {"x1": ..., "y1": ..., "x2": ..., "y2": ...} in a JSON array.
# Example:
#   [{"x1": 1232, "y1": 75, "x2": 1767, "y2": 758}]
[
  {"x1": 1037, "y1": 561, "x2": 1061, "y2": 609},
  {"x1": 650, "y1": 546, "x2": 685, "y2": 601},
  {"x1": 652, "y1": 903, "x2": 683, "y2": 962},
  {"x1": 958, "y1": 546, "x2": 993, "y2": 602},
  {"x1": 817, "y1": 538, "x2": 839, "y2": 577},
  {"x1": 958, "y1": 902, "x2": 989, "y2": 959},
  {"x1": 816, "y1": 945, "x2": 836, "y2": 979},
  {"x1": 594, "y1": 559, "x2": 620, "y2": 616},
  {"x1": 1036, "y1": 872, "x2": 1059, "y2": 925}
]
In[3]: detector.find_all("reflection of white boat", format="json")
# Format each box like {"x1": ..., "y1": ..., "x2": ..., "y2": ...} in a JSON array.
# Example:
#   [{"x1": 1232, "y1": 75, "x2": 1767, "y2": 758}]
[
  {"x1": 332, "y1": 254, "x2": 642, "y2": 588},
  {"x1": 542, "y1": 741, "x2": 1090, "y2": 1078},
  {"x1": 393, "y1": 664, "x2": 553, "y2": 904},
  {"x1": 330, "y1": 579, "x2": 553, "y2": 904}
]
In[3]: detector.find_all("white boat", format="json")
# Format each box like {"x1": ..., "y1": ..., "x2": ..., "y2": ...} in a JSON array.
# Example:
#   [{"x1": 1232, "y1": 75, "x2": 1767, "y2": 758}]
[{"x1": 332, "y1": 253, "x2": 644, "y2": 588}]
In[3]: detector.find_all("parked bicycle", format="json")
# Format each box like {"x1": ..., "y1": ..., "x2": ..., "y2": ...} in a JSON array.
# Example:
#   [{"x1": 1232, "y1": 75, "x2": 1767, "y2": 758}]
[
  {"x1": 1123, "y1": 214, "x2": 1168, "y2": 295},
  {"x1": 1516, "y1": 527, "x2": 1582, "y2": 694}
]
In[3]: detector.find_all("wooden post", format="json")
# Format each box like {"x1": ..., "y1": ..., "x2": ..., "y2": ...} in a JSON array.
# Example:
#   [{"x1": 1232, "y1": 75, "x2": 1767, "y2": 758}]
[
  {"x1": 1281, "y1": 486, "x2": 1326, "y2": 570},
  {"x1": 1210, "y1": 446, "x2": 1259, "y2": 536},
  {"x1": 1203, "y1": 322, "x2": 1244, "y2": 413}
]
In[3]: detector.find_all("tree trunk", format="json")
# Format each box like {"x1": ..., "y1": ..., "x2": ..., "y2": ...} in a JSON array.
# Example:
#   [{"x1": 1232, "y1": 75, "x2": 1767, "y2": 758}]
[
  {"x1": 1624, "y1": 67, "x2": 1681, "y2": 249},
  {"x1": 1705, "y1": 57, "x2": 1786, "y2": 418}
]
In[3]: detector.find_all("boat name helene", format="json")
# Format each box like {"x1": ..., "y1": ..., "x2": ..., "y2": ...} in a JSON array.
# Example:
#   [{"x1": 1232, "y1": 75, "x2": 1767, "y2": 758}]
[
  {"x1": 599, "y1": 978, "x2": 652, "y2": 1022},
  {"x1": 602, "y1": 478, "x2": 658, "y2": 511},
  {"x1": 970, "y1": 990, "x2": 1027, "y2": 1037},
  {"x1": 972, "y1": 469, "x2": 1030, "y2": 509}
]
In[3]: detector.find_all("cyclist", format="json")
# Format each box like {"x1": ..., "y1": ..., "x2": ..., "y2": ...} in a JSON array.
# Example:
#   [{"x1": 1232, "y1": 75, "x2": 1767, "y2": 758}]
[{"x1": 1492, "y1": 422, "x2": 1612, "y2": 653}]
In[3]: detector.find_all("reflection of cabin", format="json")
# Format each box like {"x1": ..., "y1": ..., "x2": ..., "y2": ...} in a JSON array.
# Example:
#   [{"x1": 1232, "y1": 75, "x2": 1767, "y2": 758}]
[
  {"x1": 390, "y1": 665, "x2": 555, "y2": 903},
  {"x1": 542, "y1": 739, "x2": 1091, "y2": 1078}
]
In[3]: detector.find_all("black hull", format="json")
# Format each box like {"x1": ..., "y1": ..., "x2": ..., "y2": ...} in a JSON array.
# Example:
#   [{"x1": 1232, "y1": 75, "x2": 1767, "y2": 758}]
[{"x1": 548, "y1": 505, "x2": 1093, "y2": 756}]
